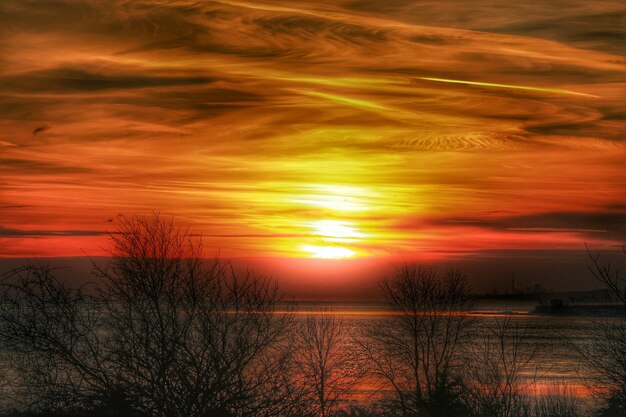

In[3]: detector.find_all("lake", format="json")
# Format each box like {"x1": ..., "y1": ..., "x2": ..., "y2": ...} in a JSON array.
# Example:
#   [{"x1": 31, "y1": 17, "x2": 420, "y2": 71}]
[{"x1": 294, "y1": 299, "x2": 601, "y2": 404}]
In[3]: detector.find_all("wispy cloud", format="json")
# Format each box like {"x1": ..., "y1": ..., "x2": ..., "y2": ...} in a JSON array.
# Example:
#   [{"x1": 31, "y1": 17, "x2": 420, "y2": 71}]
[{"x1": 0, "y1": 227, "x2": 107, "y2": 237}]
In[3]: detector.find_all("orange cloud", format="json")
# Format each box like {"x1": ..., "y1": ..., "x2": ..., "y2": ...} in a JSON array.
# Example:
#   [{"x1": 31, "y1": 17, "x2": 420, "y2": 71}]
[{"x1": 0, "y1": 0, "x2": 624, "y2": 262}]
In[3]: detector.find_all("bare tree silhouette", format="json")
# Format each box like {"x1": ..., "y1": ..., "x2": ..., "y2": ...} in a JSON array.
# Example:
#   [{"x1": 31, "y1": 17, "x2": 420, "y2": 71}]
[
  {"x1": 357, "y1": 265, "x2": 474, "y2": 417},
  {"x1": 461, "y1": 316, "x2": 545, "y2": 417},
  {"x1": 586, "y1": 246, "x2": 626, "y2": 305},
  {"x1": 0, "y1": 214, "x2": 298, "y2": 417},
  {"x1": 575, "y1": 247, "x2": 626, "y2": 417},
  {"x1": 0, "y1": 264, "x2": 109, "y2": 414},
  {"x1": 293, "y1": 310, "x2": 363, "y2": 417}
]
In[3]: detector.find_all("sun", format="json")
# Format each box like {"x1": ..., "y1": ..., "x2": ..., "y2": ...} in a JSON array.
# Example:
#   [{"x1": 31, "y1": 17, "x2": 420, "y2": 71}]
[
  {"x1": 301, "y1": 245, "x2": 355, "y2": 259},
  {"x1": 309, "y1": 220, "x2": 366, "y2": 242},
  {"x1": 299, "y1": 220, "x2": 366, "y2": 258},
  {"x1": 291, "y1": 185, "x2": 372, "y2": 259}
]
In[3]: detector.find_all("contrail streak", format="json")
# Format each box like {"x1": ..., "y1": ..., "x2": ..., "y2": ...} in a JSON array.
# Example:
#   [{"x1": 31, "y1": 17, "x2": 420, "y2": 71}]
[{"x1": 420, "y1": 77, "x2": 598, "y2": 97}]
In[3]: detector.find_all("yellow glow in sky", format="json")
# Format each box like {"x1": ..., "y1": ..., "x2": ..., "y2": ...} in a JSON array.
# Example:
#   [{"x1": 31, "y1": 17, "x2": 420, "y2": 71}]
[
  {"x1": 292, "y1": 184, "x2": 372, "y2": 212},
  {"x1": 309, "y1": 220, "x2": 366, "y2": 239},
  {"x1": 301, "y1": 245, "x2": 355, "y2": 259},
  {"x1": 297, "y1": 221, "x2": 366, "y2": 258}
]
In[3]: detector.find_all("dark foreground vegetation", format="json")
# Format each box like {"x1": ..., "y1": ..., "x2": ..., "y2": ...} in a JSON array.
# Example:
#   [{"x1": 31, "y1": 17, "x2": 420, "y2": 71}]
[{"x1": 0, "y1": 215, "x2": 623, "y2": 417}]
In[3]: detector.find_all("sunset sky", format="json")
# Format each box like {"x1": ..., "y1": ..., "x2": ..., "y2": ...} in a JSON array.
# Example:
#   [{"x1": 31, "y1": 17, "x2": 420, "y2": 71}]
[{"x1": 0, "y1": 0, "x2": 624, "y2": 293}]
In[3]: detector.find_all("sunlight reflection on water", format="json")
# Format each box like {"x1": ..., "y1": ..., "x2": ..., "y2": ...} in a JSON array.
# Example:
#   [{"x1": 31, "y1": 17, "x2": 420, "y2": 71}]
[{"x1": 293, "y1": 300, "x2": 600, "y2": 403}]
